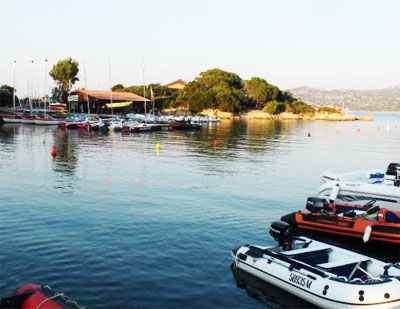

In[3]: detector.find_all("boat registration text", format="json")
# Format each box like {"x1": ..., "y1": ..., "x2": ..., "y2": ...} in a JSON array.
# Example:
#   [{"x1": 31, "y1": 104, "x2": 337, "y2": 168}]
[{"x1": 289, "y1": 273, "x2": 312, "y2": 289}]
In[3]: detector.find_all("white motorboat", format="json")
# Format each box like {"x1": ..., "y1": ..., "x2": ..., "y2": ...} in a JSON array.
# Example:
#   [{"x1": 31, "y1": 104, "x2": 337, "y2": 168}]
[
  {"x1": 231, "y1": 221, "x2": 400, "y2": 309},
  {"x1": 318, "y1": 163, "x2": 400, "y2": 209},
  {"x1": 321, "y1": 163, "x2": 399, "y2": 185},
  {"x1": 2, "y1": 115, "x2": 22, "y2": 123}
]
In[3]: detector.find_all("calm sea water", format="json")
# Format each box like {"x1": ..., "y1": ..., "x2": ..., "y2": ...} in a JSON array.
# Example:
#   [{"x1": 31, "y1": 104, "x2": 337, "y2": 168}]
[{"x1": 1, "y1": 112, "x2": 399, "y2": 308}]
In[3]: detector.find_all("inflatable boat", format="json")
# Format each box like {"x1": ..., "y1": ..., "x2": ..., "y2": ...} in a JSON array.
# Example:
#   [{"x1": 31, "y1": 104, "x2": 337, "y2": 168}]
[
  {"x1": 231, "y1": 221, "x2": 400, "y2": 308},
  {"x1": 0, "y1": 284, "x2": 82, "y2": 309},
  {"x1": 319, "y1": 163, "x2": 400, "y2": 209},
  {"x1": 281, "y1": 197, "x2": 400, "y2": 246}
]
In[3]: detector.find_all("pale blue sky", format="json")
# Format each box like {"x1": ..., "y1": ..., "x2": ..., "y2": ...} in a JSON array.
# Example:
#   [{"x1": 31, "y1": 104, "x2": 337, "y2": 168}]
[{"x1": 1, "y1": 0, "x2": 399, "y2": 97}]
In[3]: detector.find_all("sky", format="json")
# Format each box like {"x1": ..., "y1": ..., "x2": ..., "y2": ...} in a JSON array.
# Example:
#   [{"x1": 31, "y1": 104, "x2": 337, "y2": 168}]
[{"x1": 1, "y1": 0, "x2": 399, "y2": 98}]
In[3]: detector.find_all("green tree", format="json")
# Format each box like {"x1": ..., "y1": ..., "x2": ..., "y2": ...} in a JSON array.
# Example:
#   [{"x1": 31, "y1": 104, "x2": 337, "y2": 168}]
[
  {"x1": 292, "y1": 100, "x2": 315, "y2": 114},
  {"x1": 0, "y1": 85, "x2": 18, "y2": 108},
  {"x1": 196, "y1": 68, "x2": 242, "y2": 90},
  {"x1": 263, "y1": 100, "x2": 288, "y2": 115},
  {"x1": 243, "y1": 77, "x2": 280, "y2": 109},
  {"x1": 184, "y1": 81, "x2": 215, "y2": 112},
  {"x1": 277, "y1": 90, "x2": 296, "y2": 103},
  {"x1": 185, "y1": 68, "x2": 249, "y2": 112},
  {"x1": 112, "y1": 84, "x2": 124, "y2": 91},
  {"x1": 49, "y1": 58, "x2": 79, "y2": 102}
]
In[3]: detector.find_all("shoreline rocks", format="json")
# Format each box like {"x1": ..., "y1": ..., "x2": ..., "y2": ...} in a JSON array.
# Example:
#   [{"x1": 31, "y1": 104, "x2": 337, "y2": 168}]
[{"x1": 200, "y1": 109, "x2": 373, "y2": 121}]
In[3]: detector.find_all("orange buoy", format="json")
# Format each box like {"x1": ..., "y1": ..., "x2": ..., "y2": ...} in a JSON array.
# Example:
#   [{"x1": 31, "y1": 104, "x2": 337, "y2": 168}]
[
  {"x1": 51, "y1": 146, "x2": 57, "y2": 157},
  {"x1": 357, "y1": 127, "x2": 361, "y2": 132},
  {"x1": 213, "y1": 139, "x2": 218, "y2": 147}
]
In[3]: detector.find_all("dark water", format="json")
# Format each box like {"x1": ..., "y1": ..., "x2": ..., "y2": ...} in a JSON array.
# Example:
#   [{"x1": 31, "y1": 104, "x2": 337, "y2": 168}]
[{"x1": 1, "y1": 112, "x2": 399, "y2": 308}]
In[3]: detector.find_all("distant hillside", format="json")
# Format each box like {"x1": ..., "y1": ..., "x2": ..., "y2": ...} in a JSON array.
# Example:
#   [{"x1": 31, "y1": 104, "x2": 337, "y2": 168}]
[{"x1": 287, "y1": 85, "x2": 400, "y2": 112}]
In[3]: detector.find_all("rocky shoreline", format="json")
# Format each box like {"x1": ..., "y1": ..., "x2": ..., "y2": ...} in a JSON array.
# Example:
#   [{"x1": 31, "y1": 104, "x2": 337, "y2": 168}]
[{"x1": 200, "y1": 109, "x2": 373, "y2": 121}]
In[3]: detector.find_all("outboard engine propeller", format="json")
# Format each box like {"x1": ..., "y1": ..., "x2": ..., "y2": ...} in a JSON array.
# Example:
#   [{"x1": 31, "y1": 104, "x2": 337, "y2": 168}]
[{"x1": 270, "y1": 221, "x2": 292, "y2": 250}]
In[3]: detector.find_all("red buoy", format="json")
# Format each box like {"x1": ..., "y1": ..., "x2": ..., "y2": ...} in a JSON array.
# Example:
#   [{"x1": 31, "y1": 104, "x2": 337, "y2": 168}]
[
  {"x1": 51, "y1": 146, "x2": 57, "y2": 157},
  {"x1": 213, "y1": 139, "x2": 218, "y2": 147}
]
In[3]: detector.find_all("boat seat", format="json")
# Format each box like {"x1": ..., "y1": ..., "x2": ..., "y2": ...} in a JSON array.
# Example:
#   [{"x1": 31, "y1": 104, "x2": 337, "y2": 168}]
[
  {"x1": 317, "y1": 258, "x2": 370, "y2": 270},
  {"x1": 281, "y1": 246, "x2": 332, "y2": 265},
  {"x1": 281, "y1": 246, "x2": 332, "y2": 257}
]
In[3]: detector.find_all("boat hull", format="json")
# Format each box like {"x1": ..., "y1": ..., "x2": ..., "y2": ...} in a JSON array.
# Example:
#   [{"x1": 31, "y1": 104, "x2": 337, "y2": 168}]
[
  {"x1": 318, "y1": 181, "x2": 400, "y2": 210},
  {"x1": 34, "y1": 119, "x2": 60, "y2": 125},
  {"x1": 232, "y1": 240, "x2": 400, "y2": 308},
  {"x1": 281, "y1": 211, "x2": 400, "y2": 245},
  {"x1": 2, "y1": 116, "x2": 22, "y2": 123},
  {"x1": 21, "y1": 117, "x2": 37, "y2": 124},
  {"x1": 0, "y1": 283, "x2": 82, "y2": 308}
]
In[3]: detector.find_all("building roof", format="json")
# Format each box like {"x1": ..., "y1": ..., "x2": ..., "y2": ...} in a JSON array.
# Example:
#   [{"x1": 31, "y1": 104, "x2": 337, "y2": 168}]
[
  {"x1": 166, "y1": 79, "x2": 187, "y2": 90},
  {"x1": 72, "y1": 89, "x2": 150, "y2": 102}
]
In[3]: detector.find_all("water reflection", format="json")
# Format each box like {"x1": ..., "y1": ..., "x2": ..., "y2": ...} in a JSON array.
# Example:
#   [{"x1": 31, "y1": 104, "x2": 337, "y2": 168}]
[
  {"x1": 230, "y1": 264, "x2": 317, "y2": 308},
  {"x1": 52, "y1": 129, "x2": 78, "y2": 175},
  {"x1": 0, "y1": 123, "x2": 21, "y2": 144},
  {"x1": 184, "y1": 120, "x2": 287, "y2": 159}
]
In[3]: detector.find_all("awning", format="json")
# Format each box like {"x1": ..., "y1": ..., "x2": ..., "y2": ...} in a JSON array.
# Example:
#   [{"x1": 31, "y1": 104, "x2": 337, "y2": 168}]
[{"x1": 105, "y1": 102, "x2": 132, "y2": 108}]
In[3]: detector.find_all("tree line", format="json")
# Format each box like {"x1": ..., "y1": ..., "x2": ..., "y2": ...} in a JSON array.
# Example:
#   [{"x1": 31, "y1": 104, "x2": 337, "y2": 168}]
[{"x1": 1, "y1": 58, "x2": 315, "y2": 115}]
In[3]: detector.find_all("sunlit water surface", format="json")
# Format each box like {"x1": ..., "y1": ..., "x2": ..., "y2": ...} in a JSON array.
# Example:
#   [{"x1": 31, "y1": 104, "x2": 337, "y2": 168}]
[{"x1": 1, "y1": 112, "x2": 399, "y2": 308}]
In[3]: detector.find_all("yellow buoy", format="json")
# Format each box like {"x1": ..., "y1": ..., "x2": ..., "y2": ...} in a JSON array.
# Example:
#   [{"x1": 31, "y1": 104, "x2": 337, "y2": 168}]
[
  {"x1": 156, "y1": 142, "x2": 161, "y2": 151},
  {"x1": 281, "y1": 135, "x2": 286, "y2": 140}
]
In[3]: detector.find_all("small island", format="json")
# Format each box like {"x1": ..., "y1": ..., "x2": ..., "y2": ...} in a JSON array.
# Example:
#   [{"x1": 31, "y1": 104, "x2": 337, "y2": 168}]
[{"x1": 0, "y1": 59, "x2": 384, "y2": 122}]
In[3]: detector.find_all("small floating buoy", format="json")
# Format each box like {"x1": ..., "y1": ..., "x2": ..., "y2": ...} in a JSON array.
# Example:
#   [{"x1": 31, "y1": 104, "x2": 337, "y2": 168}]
[
  {"x1": 378, "y1": 126, "x2": 382, "y2": 131},
  {"x1": 307, "y1": 132, "x2": 311, "y2": 137},
  {"x1": 155, "y1": 142, "x2": 161, "y2": 151},
  {"x1": 51, "y1": 146, "x2": 57, "y2": 157},
  {"x1": 43, "y1": 139, "x2": 45, "y2": 144},
  {"x1": 357, "y1": 127, "x2": 361, "y2": 132},
  {"x1": 281, "y1": 135, "x2": 286, "y2": 140},
  {"x1": 213, "y1": 139, "x2": 218, "y2": 147},
  {"x1": 336, "y1": 129, "x2": 339, "y2": 134}
]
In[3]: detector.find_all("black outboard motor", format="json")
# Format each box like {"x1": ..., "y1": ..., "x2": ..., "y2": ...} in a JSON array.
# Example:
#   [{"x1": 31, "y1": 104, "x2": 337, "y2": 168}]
[
  {"x1": 306, "y1": 197, "x2": 330, "y2": 213},
  {"x1": 386, "y1": 163, "x2": 400, "y2": 176},
  {"x1": 270, "y1": 221, "x2": 292, "y2": 250},
  {"x1": 386, "y1": 163, "x2": 400, "y2": 187}
]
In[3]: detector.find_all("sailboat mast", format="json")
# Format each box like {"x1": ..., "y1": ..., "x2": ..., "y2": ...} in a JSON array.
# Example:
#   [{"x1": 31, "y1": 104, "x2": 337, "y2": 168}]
[
  {"x1": 44, "y1": 59, "x2": 48, "y2": 117},
  {"x1": 29, "y1": 60, "x2": 34, "y2": 115},
  {"x1": 82, "y1": 58, "x2": 89, "y2": 116},
  {"x1": 108, "y1": 58, "x2": 113, "y2": 116},
  {"x1": 12, "y1": 60, "x2": 16, "y2": 117},
  {"x1": 142, "y1": 57, "x2": 146, "y2": 117}
]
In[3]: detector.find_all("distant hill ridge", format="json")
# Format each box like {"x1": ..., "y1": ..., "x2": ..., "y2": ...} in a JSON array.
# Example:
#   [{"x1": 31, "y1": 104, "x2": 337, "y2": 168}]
[{"x1": 287, "y1": 85, "x2": 400, "y2": 112}]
